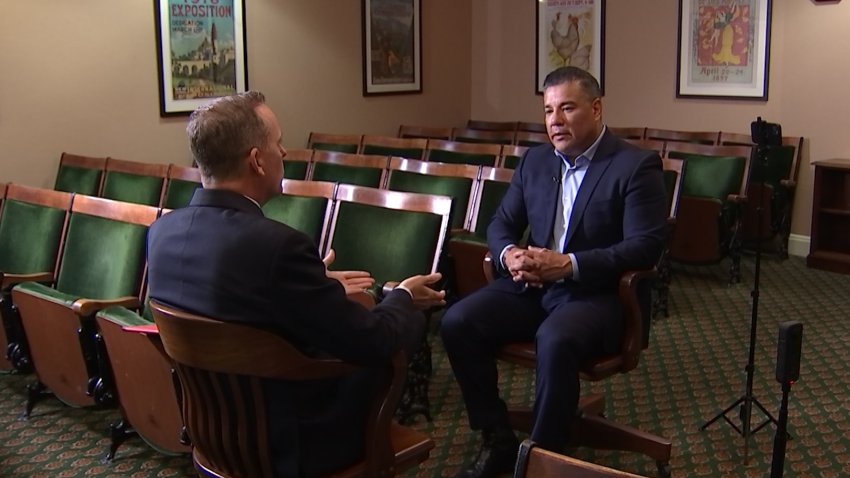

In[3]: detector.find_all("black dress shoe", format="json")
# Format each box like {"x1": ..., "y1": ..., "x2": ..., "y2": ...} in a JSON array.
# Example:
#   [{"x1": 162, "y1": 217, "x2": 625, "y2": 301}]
[{"x1": 452, "y1": 428, "x2": 519, "y2": 478}]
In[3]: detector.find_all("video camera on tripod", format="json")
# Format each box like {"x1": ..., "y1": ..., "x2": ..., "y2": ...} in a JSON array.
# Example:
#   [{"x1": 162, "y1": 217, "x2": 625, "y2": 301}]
[{"x1": 751, "y1": 117, "x2": 782, "y2": 147}]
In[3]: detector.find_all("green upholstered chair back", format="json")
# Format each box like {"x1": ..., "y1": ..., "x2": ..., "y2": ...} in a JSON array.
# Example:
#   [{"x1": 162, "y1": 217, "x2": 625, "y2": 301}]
[
  {"x1": 666, "y1": 144, "x2": 751, "y2": 202},
  {"x1": 162, "y1": 178, "x2": 201, "y2": 209},
  {"x1": 307, "y1": 132, "x2": 362, "y2": 154},
  {"x1": 466, "y1": 120, "x2": 517, "y2": 132},
  {"x1": 262, "y1": 179, "x2": 336, "y2": 250},
  {"x1": 101, "y1": 158, "x2": 168, "y2": 206},
  {"x1": 0, "y1": 185, "x2": 72, "y2": 276},
  {"x1": 451, "y1": 128, "x2": 515, "y2": 145},
  {"x1": 282, "y1": 148, "x2": 313, "y2": 180},
  {"x1": 54, "y1": 153, "x2": 107, "y2": 195},
  {"x1": 671, "y1": 153, "x2": 745, "y2": 201},
  {"x1": 386, "y1": 159, "x2": 479, "y2": 230},
  {"x1": 499, "y1": 145, "x2": 528, "y2": 170},
  {"x1": 609, "y1": 127, "x2": 646, "y2": 140},
  {"x1": 514, "y1": 131, "x2": 549, "y2": 148},
  {"x1": 162, "y1": 164, "x2": 202, "y2": 209},
  {"x1": 310, "y1": 151, "x2": 388, "y2": 188},
  {"x1": 425, "y1": 140, "x2": 501, "y2": 167},
  {"x1": 360, "y1": 136, "x2": 427, "y2": 160},
  {"x1": 326, "y1": 185, "x2": 451, "y2": 286},
  {"x1": 397, "y1": 125, "x2": 452, "y2": 140},
  {"x1": 470, "y1": 167, "x2": 513, "y2": 238},
  {"x1": 54, "y1": 196, "x2": 157, "y2": 300}
]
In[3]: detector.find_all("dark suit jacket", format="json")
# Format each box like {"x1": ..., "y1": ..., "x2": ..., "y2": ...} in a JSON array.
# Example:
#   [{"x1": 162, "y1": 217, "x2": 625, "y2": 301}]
[
  {"x1": 147, "y1": 188, "x2": 425, "y2": 477},
  {"x1": 487, "y1": 130, "x2": 667, "y2": 295}
]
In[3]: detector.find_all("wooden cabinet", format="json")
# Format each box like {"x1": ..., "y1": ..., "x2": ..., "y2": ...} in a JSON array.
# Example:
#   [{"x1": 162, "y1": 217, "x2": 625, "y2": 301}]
[{"x1": 807, "y1": 158, "x2": 850, "y2": 274}]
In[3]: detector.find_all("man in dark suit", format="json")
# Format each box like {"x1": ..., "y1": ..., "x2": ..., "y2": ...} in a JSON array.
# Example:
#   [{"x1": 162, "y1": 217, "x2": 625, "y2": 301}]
[
  {"x1": 147, "y1": 91, "x2": 445, "y2": 477},
  {"x1": 441, "y1": 67, "x2": 667, "y2": 478}
]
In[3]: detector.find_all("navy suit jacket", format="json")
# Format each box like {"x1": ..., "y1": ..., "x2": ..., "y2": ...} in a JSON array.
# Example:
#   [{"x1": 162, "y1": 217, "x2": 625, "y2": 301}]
[
  {"x1": 147, "y1": 188, "x2": 425, "y2": 477},
  {"x1": 487, "y1": 130, "x2": 667, "y2": 295}
]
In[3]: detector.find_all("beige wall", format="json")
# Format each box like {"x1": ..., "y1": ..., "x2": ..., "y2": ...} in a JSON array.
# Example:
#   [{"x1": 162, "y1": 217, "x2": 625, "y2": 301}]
[
  {"x1": 470, "y1": 0, "x2": 850, "y2": 240},
  {"x1": 0, "y1": 0, "x2": 471, "y2": 188},
  {"x1": 3, "y1": 1, "x2": 849, "y2": 240}
]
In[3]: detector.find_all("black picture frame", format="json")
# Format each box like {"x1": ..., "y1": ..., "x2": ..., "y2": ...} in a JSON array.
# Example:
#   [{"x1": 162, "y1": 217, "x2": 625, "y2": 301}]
[
  {"x1": 362, "y1": 0, "x2": 422, "y2": 96},
  {"x1": 154, "y1": 0, "x2": 248, "y2": 117}
]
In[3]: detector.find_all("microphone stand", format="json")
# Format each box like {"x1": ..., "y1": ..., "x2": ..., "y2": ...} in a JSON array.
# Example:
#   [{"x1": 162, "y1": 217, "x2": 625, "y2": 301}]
[
  {"x1": 770, "y1": 380, "x2": 791, "y2": 478},
  {"x1": 700, "y1": 143, "x2": 779, "y2": 464}
]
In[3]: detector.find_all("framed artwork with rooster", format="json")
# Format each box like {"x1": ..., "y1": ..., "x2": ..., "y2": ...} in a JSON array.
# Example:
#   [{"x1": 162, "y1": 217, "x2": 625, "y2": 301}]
[
  {"x1": 536, "y1": 0, "x2": 605, "y2": 95},
  {"x1": 676, "y1": 0, "x2": 773, "y2": 100}
]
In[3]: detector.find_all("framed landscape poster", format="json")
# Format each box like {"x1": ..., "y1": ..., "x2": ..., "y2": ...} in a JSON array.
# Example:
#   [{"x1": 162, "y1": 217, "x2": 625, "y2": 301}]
[
  {"x1": 676, "y1": 0, "x2": 772, "y2": 100},
  {"x1": 536, "y1": 0, "x2": 605, "y2": 94},
  {"x1": 154, "y1": 0, "x2": 248, "y2": 116},
  {"x1": 362, "y1": 0, "x2": 422, "y2": 96}
]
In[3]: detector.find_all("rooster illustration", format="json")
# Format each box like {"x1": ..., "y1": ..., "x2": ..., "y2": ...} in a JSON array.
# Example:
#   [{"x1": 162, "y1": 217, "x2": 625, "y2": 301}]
[{"x1": 549, "y1": 12, "x2": 591, "y2": 70}]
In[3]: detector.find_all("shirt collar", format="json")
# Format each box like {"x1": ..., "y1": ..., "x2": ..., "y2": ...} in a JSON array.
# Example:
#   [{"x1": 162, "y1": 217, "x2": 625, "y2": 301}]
[
  {"x1": 554, "y1": 125, "x2": 607, "y2": 169},
  {"x1": 242, "y1": 194, "x2": 262, "y2": 210}
]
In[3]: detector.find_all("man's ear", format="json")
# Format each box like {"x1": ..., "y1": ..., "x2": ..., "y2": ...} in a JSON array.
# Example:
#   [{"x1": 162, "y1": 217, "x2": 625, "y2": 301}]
[{"x1": 247, "y1": 147, "x2": 266, "y2": 176}]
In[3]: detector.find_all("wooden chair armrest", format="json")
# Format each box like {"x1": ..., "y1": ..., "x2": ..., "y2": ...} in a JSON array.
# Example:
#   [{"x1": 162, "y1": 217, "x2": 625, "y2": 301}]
[
  {"x1": 364, "y1": 350, "x2": 408, "y2": 477},
  {"x1": 72, "y1": 296, "x2": 141, "y2": 316},
  {"x1": 780, "y1": 179, "x2": 796, "y2": 189},
  {"x1": 348, "y1": 290, "x2": 377, "y2": 309},
  {"x1": 618, "y1": 269, "x2": 657, "y2": 370},
  {"x1": 1, "y1": 272, "x2": 53, "y2": 290},
  {"x1": 482, "y1": 252, "x2": 496, "y2": 283},
  {"x1": 727, "y1": 193, "x2": 747, "y2": 203}
]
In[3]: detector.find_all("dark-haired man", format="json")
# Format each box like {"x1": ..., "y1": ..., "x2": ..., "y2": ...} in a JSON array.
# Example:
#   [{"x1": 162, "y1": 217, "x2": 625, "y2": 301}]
[{"x1": 441, "y1": 67, "x2": 667, "y2": 478}]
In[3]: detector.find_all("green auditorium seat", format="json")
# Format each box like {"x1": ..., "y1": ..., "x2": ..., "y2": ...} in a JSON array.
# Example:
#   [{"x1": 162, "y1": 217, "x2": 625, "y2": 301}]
[
  {"x1": 0, "y1": 185, "x2": 73, "y2": 372},
  {"x1": 161, "y1": 164, "x2": 202, "y2": 209},
  {"x1": 307, "y1": 132, "x2": 362, "y2": 154},
  {"x1": 282, "y1": 148, "x2": 313, "y2": 180},
  {"x1": 360, "y1": 135, "x2": 427, "y2": 160},
  {"x1": 309, "y1": 151, "x2": 389, "y2": 188},
  {"x1": 54, "y1": 152, "x2": 107, "y2": 195},
  {"x1": 425, "y1": 139, "x2": 501, "y2": 167},
  {"x1": 12, "y1": 195, "x2": 157, "y2": 416},
  {"x1": 263, "y1": 179, "x2": 336, "y2": 251},
  {"x1": 101, "y1": 157, "x2": 168, "y2": 206}
]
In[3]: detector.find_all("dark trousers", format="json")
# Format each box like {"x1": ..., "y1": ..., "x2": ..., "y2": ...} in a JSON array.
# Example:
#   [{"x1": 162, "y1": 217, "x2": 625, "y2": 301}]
[{"x1": 440, "y1": 280, "x2": 623, "y2": 450}]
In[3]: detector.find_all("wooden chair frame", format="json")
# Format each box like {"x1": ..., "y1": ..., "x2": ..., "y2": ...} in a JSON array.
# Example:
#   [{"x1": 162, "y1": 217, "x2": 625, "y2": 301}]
[
  {"x1": 625, "y1": 139, "x2": 666, "y2": 157},
  {"x1": 385, "y1": 157, "x2": 481, "y2": 231},
  {"x1": 276, "y1": 178, "x2": 338, "y2": 252},
  {"x1": 327, "y1": 184, "x2": 452, "y2": 272},
  {"x1": 307, "y1": 132, "x2": 363, "y2": 152},
  {"x1": 151, "y1": 300, "x2": 434, "y2": 478},
  {"x1": 514, "y1": 440, "x2": 650, "y2": 478},
  {"x1": 451, "y1": 127, "x2": 516, "y2": 145},
  {"x1": 514, "y1": 131, "x2": 550, "y2": 147},
  {"x1": 55, "y1": 152, "x2": 108, "y2": 195},
  {"x1": 308, "y1": 151, "x2": 390, "y2": 188},
  {"x1": 609, "y1": 127, "x2": 646, "y2": 140},
  {"x1": 397, "y1": 125, "x2": 453, "y2": 140},
  {"x1": 359, "y1": 135, "x2": 428, "y2": 160},
  {"x1": 466, "y1": 120, "x2": 518, "y2": 132},
  {"x1": 516, "y1": 121, "x2": 547, "y2": 134},
  {"x1": 424, "y1": 139, "x2": 502, "y2": 167},
  {"x1": 499, "y1": 145, "x2": 530, "y2": 169},
  {"x1": 645, "y1": 128, "x2": 719, "y2": 146},
  {"x1": 489, "y1": 264, "x2": 673, "y2": 477},
  {"x1": 665, "y1": 142, "x2": 753, "y2": 283}
]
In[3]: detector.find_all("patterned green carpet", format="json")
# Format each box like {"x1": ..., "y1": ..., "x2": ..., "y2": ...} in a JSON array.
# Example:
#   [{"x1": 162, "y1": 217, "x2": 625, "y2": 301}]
[{"x1": 2, "y1": 256, "x2": 849, "y2": 477}]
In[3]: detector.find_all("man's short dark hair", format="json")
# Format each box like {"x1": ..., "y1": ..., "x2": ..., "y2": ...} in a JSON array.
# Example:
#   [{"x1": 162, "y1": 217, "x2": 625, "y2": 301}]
[
  {"x1": 542, "y1": 66, "x2": 601, "y2": 100},
  {"x1": 186, "y1": 90, "x2": 269, "y2": 180}
]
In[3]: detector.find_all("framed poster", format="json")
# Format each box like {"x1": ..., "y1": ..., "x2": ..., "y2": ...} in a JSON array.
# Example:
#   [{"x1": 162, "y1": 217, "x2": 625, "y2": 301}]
[
  {"x1": 362, "y1": 0, "x2": 422, "y2": 96},
  {"x1": 676, "y1": 0, "x2": 772, "y2": 100},
  {"x1": 154, "y1": 0, "x2": 248, "y2": 116},
  {"x1": 536, "y1": 0, "x2": 605, "y2": 94}
]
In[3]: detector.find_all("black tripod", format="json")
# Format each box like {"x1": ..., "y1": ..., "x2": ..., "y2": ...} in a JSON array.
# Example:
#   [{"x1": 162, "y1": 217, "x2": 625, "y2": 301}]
[{"x1": 700, "y1": 142, "x2": 779, "y2": 464}]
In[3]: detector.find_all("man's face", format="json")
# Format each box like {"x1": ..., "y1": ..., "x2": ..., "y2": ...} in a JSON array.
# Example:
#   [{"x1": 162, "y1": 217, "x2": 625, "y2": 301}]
[
  {"x1": 254, "y1": 104, "x2": 287, "y2": 198},
  {"x1": 543, "y1": 80, "x2": 602, "y2": 157}
]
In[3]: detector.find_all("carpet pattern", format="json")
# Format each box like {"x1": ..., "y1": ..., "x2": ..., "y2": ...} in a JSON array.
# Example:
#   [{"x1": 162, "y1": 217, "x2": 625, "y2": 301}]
[{"x1": 2, "y1": 256, "x2": 849, "y2": 477}]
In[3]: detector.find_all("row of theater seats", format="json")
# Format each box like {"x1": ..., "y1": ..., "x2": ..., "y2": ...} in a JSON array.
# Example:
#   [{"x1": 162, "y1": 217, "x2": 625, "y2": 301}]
[
  {"x1": 303, "y1": 134, "x2": 531, "y2": 168},
  {"x1": 54, "y1": 152, "x2": 201, "y2": 208},
  {"x1": 0, "y1": 180, "x2": 453, "y2": 466}
]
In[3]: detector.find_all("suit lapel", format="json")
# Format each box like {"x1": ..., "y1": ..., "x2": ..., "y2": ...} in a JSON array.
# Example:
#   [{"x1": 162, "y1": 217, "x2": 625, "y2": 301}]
[{"x1": 563, "y1": 132, "x2": 617, "y2": 249}]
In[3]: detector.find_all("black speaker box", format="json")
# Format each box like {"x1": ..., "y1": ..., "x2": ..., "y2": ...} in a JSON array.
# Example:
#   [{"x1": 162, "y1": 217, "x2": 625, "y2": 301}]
[{"x1": 776, "y1": 321, "x2": 803, "y2": 384}]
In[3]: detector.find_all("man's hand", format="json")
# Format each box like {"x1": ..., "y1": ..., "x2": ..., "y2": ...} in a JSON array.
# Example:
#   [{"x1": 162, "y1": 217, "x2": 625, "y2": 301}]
[
  {"x1": 322, "y1": 249, "x2": 375, "y2": 296},
  {"x1": 504, "y1": 246, "x2": 571, "y2": 287},
  {"x1": 398, "y1": 272, "x2": 446, "y2": 309}
]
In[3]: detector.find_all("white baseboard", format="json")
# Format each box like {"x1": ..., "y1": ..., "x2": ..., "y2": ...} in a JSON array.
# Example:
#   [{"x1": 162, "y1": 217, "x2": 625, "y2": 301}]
[{"x1": 788, "y1": 234, "x2": 810, "y2": 257}]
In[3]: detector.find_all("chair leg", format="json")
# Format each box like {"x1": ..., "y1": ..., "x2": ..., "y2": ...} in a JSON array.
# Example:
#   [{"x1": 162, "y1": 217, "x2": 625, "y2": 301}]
[
  {"x1": 104, "y1": 418, "x2": 137, "y2": 462},
  {"x1": 22, "y1": 381, "x2": 51, "y2": 419},
  {"x1": 396, "y1": 338, "x2": 432, "y2": 424}
]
